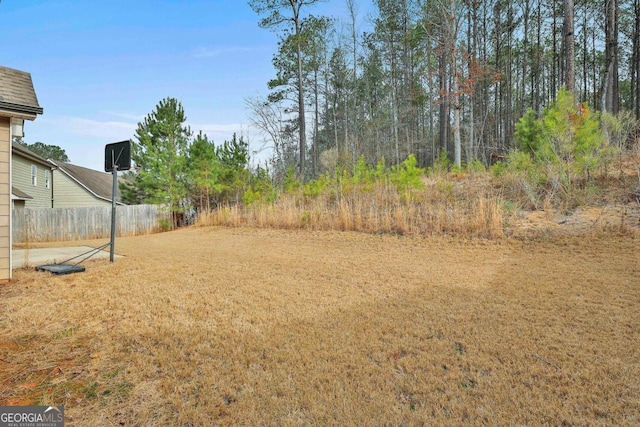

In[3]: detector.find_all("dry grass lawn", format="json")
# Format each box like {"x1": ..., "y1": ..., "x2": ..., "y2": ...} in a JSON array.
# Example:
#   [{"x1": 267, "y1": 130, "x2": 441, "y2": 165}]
[{"x1": 1, "y1": 227, "x2": 639, "y2": 425}]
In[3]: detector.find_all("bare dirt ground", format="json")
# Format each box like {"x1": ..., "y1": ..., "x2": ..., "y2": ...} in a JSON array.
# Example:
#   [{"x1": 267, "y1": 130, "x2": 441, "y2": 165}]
[{"x1": 1, "y1": 224, "x2": 639, "y2": 425}]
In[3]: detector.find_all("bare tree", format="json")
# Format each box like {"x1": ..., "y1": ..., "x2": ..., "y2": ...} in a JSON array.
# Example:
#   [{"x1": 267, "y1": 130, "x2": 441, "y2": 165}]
[
  {"x1": 346, "y1": 0, "x2": 360, "y2": 159},
  {"x1": 423, "y1": 0, "x2": 464, "y2": 167},
  {"x1": 245, "y1": 96, "x2": 298, "y2": 178},
  {"x1": 249, "y1": 0, "x2": 324, "y2": 181}
]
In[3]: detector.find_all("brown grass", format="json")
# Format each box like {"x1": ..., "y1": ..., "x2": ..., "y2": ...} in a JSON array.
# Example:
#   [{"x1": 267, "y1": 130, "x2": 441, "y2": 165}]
[{"x1": 1, "y1": 227, "x2": 639, "y2": 425}]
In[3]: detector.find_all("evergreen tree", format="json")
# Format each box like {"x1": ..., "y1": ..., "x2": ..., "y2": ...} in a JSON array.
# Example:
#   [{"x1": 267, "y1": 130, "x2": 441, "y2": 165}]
[
  {"x1": 217, "y1": 133, "x2": 250, "y2": 204},
  {"x1": 15, "y1": 139, "x2": 70, "y2": 162},
  {"x1": 187, "y1": 132, "x2": 222, "y2": 211},
  {"x1": 119, "y1": 171, "x2": 145, "y2": 205},
  {"x1": 130, "y1": 97, "x2": 192, "y2": 225}
]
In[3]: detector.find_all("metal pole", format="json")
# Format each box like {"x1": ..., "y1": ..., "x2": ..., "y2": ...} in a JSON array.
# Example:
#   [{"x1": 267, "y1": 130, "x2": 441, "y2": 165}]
[{"x1": 110, "y1": 163, "x2": 118, "y2": 262}]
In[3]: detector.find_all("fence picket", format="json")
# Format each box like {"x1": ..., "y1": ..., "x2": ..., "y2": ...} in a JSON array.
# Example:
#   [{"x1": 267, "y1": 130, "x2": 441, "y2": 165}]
[{"x1": 12, "y1": 204, "x2": 169, "y2": 243}]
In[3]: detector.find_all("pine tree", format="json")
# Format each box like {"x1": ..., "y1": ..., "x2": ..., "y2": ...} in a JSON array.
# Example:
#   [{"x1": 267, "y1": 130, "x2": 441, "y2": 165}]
[
  {"x1": 249, "y1": 0, "x2": 323, "y2": 181},
  {"x1": 187, "y1": 132, "x2": 222, "y2": 212},
  {"x1": 130, "y1": 97, "x2": 192, "y2": 226}
]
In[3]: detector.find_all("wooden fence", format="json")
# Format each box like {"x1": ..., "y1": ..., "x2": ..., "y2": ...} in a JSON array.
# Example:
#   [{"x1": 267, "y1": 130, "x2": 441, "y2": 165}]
[{"x1": 13, "y1": 204, "x2": 169, "y2": 243}]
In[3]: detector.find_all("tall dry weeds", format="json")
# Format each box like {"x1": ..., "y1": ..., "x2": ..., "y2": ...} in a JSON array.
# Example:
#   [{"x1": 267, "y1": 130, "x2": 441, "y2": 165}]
[{"x1": 195, "y1": 179, "x2": 505, "y2": 238}]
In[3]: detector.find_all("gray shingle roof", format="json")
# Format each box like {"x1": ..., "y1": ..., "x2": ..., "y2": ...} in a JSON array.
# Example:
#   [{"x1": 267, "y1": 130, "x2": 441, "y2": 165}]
[
  {"x1": 11, "y1": 186, "x2": 33, "y2": 200},
  {"x1": 51, "y1": 160, "x2": 123, "y2": 204},
  {"x1": 12, "y1": 140, "x2": 51, "y2": 167},
  {"x1": 0, "y1": 65, "x2": 43, "y2": 116}
]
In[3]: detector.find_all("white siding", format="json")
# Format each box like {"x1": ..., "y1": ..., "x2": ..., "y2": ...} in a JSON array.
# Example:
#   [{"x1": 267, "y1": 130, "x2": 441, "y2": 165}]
[{"x1": 53, "y1": 169, "x2": 112, "y2": 208}]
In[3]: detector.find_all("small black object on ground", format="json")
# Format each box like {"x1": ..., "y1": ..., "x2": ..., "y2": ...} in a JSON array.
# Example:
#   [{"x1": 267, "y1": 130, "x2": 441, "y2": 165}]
[
  {"x1": 36, "y1": 263, "x2": 86, "y2": 275},
  {"x1": 35, "y1": 243, "x2": 111, "y2": 275}
]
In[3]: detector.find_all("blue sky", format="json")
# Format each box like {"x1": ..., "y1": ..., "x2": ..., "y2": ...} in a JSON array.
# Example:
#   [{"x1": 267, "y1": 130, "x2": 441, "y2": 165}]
[{"x1": 0, "y1": 0, "x2": 373, "y2": 171}]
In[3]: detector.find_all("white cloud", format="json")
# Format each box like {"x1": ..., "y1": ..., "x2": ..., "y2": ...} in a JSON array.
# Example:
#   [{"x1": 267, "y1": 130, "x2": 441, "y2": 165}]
[{"x1": 44, "y1": 115, "x2": 137, "y2": 140}]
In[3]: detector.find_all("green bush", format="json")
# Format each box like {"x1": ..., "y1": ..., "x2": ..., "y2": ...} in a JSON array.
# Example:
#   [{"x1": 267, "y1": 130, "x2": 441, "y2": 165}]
[
  {"x1": 158, "y1": 219, "x2": 172, "y2": 232},
  {"x1": 284, "y1": 166, "x2": 301, "y2": 193},
  {"x1": 508, "y1": 88, "x2": 617, "y2": 208},
  {"x1": 243, "y1": 188, "x2": 262, "y2": 206},
  {"x1": 352, "y1": 156, "x2": 375, "y2": 185},
  {"x1": 244, "y1": 167, "x2": 277, "y2": 205},
  {"x1": 466, "y1": 159, "x2": 486, "y2": 173},
  {"x1": 304, "y1": 174, "x2": 329, "y2": 198},
  {"x1": 391, "y1": 155, "x2": 426, "y2": 191},
  {"x1": 514, "y1": 88, "x2": 606, "y2": 181},
  {"x1": 514, "y1": 108, "x2": 545, "y2": 157},
  {"x1": 429, "y1": 151, "x2": 451, "y2": 175}
]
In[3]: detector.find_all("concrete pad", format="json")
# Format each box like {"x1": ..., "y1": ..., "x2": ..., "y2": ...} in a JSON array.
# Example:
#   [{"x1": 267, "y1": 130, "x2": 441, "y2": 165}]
[{"x1": 12, "y1": 246, "x2": 123, "y2": 269}]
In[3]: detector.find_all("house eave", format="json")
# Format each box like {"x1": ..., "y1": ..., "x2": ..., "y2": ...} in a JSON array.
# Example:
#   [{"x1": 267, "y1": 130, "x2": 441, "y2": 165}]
[
  {"x1": 0, "y1": 109, "x2": 37, "y2": 120},
  {"x1": 0, "y1": 100, "x2": 42, "y2": 115},
  {"x1": 12, "y1": 144, "x2": 52, "y2": 168}
]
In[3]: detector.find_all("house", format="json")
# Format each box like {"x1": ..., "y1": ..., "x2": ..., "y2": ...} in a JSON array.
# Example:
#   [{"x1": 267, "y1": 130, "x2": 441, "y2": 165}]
[
  {"x1": 12, "y1": 140, "x2": 55, "y2": 209},
  {"x1": 50, "y1": 160, "x2": 123, "y2": 208},
  {"x1": 0, "y1": 65, "x2": 43, "y2": 280},
  {"x1": 10, "y1": 146, "x2": 123, "y2": 208}
]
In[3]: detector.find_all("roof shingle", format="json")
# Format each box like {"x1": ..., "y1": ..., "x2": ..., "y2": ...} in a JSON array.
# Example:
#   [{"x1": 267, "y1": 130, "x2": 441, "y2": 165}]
[
  {"x1": 12, "y1": 140, "x2": 51, "y2": 166},
  {"x1": 0, "y1": 65, "x2": 43, "y2": 115},
  {"x1": 51, "y1": 160, "x2": 122, "y2": 203}
]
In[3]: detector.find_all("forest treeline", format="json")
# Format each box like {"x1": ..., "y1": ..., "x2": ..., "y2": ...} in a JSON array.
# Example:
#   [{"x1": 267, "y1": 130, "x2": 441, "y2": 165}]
[
  {"x1": 247, "y1": 0, "x2": 639, "y2": 180},
  {"x1": 122, "y1": 0, "x2": 640, "y2": 231}
]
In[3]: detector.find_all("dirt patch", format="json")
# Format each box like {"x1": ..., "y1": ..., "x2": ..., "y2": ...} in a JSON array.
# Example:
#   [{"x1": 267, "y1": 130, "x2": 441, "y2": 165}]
[
  {"x1": 508, "y1": 202, "x2": 640, "y2": 237},
  {"x1": 1, "y1": 227, "x2": 639, "y2": 425}
]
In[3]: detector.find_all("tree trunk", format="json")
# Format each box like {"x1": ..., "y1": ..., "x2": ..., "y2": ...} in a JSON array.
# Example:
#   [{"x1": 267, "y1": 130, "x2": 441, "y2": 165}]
[
  {"x1": 582, "y1": 11, "x2": 588, "y2": 101},
  {"x1": 313, "y1": 67, "x2": 319, "y2": 177},
  {"x1": 505, "y1": 3, "x2": 514, "y2": 148},
  {"x1": 563, "y1": 0, "x2": 575, "y2": 93},
  {"x1": 439, "y1": 51, "x2": 448, "y2": 156},
  {"x1": 295, "y1": 32, "x2": 307, "y2": 180},
  {"x1": 633, "y1": 0, "x2": 640, "y2": 118},
  {"x1": 603, "y1": 0, "x2": 619, "y2": 114},
  {"x1": 347, "y1": 0, "x2": 359, "y2": 159},
  {"x1": 453, "y1": 100, "x2": 462, "y2": 168},
  {"x1": 534, "y1": 0, "x2": 542, "y2": 111},
  {"x1": 522, "y1": 0, "x2": 530, "y2": 110}
]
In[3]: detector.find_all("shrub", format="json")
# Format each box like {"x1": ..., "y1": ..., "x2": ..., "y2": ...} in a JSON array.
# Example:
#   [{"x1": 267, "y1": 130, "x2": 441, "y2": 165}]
[
  {"x1": 509, "y1": 88, "x2": 615, "y2": 207},
  {"x1": 491, "y1": 161, "x2": 508, "y2": 178},
  {"x1": 243, "y1": 188, "x2": 262, "y2": 206},
  {"x1": 283, "y1": 166, "x2": 301, "y2": 193},
  {"x1": 429, "y1": 151, "x2": 451, "y2": 175},
  {"x1": 352, "y1": 156, "x2": 375, "y2": 185},
  {"x1": 158, "y1": 219, "x2": 172, "y2": 232},
  {"x1": 391, "y1": 155, "x2": 426, "y2": 192},
  {"x1": 304, "y1": 174, "x2": 329, "y2": 198},
  {"x1": 514, "y1": 108, "x2": 545, "y2": 157},
  {"x1": 466, "y1": 158, "x2": 486, "y2": 174}
]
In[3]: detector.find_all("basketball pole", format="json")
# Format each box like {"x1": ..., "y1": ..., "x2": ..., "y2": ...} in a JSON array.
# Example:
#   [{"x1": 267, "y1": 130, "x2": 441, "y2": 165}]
[
  {"x1": 105, "y1": 140, "x2": 130, "y2": 263},
  {"x1": 110, "y1": 154, "x2": 118, "y2": 263}
]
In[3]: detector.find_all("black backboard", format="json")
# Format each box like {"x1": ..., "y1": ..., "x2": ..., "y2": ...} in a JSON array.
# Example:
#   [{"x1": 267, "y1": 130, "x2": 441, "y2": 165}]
[{"x1": 105, "y1": 140, "x2": 131, "y2": 172}]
